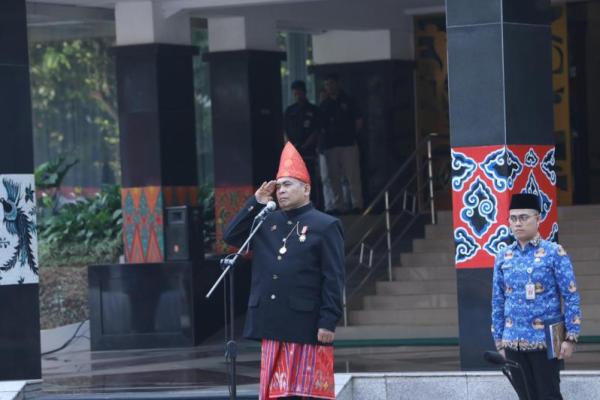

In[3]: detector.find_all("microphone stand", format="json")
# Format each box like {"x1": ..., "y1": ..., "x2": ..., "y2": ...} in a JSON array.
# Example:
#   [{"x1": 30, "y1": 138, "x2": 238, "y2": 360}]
[
  {"x1": 206, "y1": 212, "x2": 269, "y2": 400},
  {"x1": 504, "y1": 362, "x2": 532, "y2": 400}
]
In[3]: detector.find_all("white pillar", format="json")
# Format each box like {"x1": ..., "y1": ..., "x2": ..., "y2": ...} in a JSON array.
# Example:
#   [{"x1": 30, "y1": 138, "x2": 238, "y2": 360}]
[
  {"x1": 207, "y1": 16, "x2": 278, "y2": 52},
  {"x1": 312, "y1": 26, "x2": 414, "y2": 65},
  {"x1": 115, "y1": 1, "x2": 191, "y2": 45}
]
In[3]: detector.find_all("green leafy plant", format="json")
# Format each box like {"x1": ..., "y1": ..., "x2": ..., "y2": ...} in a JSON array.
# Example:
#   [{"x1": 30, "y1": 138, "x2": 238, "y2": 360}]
[{"x1": 37, "y1": 185, "x2": 123, "y2": 267}]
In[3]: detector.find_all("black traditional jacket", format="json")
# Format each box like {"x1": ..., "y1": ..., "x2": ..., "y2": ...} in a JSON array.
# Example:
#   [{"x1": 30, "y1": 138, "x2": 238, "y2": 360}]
[{"x1": 223, "y1": 197, "x2": 345, "y2": 344}]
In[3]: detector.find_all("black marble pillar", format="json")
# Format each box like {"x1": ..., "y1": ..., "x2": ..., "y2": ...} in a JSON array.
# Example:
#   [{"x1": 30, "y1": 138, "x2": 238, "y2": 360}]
[
  {"x1": 311, "y1": 61, "x2": 416, "y2": 205},
  {"x1": 0, "y1": 0, "x2": 41, "y2": 380},
  {"x1": 446, "y1": 0, "x2": 556, "y2": 369},
  {"x1": 115, "y1": 44, "x2": 199, "y2": 263},
  {"x1": 204, "y1": 50, "x2": 284, "y2": 252}
]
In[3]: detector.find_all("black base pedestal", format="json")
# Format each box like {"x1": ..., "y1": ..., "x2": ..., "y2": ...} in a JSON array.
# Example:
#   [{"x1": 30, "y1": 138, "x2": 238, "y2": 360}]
[{"x1": 89, "y1": 257, "x2": 250, "y2": 351}]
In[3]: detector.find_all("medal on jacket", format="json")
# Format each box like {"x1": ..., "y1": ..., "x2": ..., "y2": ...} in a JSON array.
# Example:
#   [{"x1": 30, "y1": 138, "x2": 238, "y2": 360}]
[
  {"x1": 299, "y1": 226, "x2": 308, "y2": 242},
  {"x1": 279, "y1": 238, "x2": 288, "y2": 255},
  {"x1": 279, "y1": 222, "x2": 300, "y2": 256}
]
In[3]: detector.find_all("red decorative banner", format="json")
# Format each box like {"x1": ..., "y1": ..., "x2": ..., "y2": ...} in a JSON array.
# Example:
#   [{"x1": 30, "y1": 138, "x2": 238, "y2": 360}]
[{"x1": 451, "y1": 145, "x2": 558, "y2": 269}]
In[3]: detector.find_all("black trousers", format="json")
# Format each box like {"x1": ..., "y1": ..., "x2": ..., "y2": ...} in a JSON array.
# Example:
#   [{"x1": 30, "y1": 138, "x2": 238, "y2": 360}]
[{"x1": 505, "y1": 349, "x2": 563, "y2": 400}]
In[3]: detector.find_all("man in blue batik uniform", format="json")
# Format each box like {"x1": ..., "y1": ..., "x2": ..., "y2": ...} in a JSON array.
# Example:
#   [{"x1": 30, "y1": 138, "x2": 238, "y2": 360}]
[{"x1": 491, "y1": 193, "x2": 581, "y2": 400}]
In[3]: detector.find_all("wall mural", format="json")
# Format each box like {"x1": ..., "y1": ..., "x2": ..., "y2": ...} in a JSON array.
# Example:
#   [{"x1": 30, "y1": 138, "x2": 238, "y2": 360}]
[
  {"x1": 0, "y1": 174, "x2": 38, "y2": 285},
  {"x1": 451, "y1": 145, "x2": 558, "y2": 269}
]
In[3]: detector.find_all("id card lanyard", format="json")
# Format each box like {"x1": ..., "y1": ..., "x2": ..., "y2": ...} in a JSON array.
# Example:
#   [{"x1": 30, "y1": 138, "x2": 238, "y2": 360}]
[{"x1": 525, "y1": 266, "x2": 535, "y2": 300}]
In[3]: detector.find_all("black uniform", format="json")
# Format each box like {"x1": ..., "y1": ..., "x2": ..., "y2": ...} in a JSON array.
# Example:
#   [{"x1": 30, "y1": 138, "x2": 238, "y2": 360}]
[
  {"x1": 223, "y1": 197, "x2": 345, "y2": 344},
  {"x1": 319, "y1": 91, "x2": 360, "y2": 151},
  {"x1": 283, "y1": 101, "x2": 321, "y2": 157}
]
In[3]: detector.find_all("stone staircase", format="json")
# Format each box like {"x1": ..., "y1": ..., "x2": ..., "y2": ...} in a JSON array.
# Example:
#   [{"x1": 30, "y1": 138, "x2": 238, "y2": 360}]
[{"x1": 336, "y1": 204, "x2": 600, "y2": 341}]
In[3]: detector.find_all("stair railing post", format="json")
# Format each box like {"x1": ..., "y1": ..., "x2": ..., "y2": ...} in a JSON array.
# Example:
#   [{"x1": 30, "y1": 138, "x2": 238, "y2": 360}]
[
  {"x1": 342, "y1": 287, "x2": 348, "y2": 327},
  {"x1": 385, "y1": 190, "x2": 393, "y2": 282},
  {"x1": 427, "y1": 134, "x2": 437, "y2": 225}
]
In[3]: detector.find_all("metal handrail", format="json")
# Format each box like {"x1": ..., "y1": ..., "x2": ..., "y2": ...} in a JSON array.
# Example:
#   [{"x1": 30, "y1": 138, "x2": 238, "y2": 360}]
[
  {"x1": 346, "y1": 133, "x2": 439, "y2": 235},
  {"x1": 342, "y1": 133, "x2": 443, "y2": 327}
]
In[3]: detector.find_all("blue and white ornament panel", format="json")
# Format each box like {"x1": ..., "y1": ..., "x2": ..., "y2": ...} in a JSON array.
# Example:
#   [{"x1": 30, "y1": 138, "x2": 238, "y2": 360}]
[
  {"x1": 451, "y1": 145, "x2": 558, "y2": 268},
  {"x1": 0, "y1": 174, "x2": 38, "y2": 285}
]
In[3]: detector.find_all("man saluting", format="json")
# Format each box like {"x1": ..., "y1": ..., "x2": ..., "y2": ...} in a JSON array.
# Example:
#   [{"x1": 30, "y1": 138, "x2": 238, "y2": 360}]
[{"x1": 223, "y1": 142, "x2": 345, "y2": 400}]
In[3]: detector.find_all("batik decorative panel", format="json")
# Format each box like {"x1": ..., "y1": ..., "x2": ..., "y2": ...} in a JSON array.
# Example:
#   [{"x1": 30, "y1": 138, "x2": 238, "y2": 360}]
[
  {"x1": 0, "y1": 175, "x2": 38, "y2": 285},
  {"x1": 214, "y1": 185, "x2": 255, "y2": 254},
  {"x1": 122, "y1": 186, "x2": 164, "y2": 263},
  {"x1": 162, "y1": 186, "x2": 198, "y2": 208},
  {"x1": 452, "y1": 145, "x2": 557, "y2": 268}
]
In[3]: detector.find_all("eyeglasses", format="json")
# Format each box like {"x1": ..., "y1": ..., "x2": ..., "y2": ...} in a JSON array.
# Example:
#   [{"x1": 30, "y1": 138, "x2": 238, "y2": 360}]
[{"x1": 508, "y1": 214, "x2": 538, "y2": 223}]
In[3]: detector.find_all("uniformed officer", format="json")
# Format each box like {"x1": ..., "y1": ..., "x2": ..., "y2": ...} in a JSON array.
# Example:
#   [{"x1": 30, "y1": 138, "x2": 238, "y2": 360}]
[
  {"x1": 319, "y1": 73, "x2": 364, "y2": 214},
  {"x1": 284, "y1": 80, "x2": 321, "y2": 158},
  {"x1": 283, "y1": 80, "x2": 322, "y2": 207},
  {"x1": 223, "y1": 142, "x2": 345, "y2": 400},
  {"x1": 491, "y1": 193, "x2": 582, "y2": 400}
]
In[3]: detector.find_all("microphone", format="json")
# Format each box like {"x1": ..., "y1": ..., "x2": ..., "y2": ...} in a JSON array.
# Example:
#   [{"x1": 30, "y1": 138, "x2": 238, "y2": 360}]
[
  {"x1": 255, "y1": 201, "x2": 277, "y2": 220},
  {"x1": 483, "y1": 351, "x2": 519, "y2": 368}
]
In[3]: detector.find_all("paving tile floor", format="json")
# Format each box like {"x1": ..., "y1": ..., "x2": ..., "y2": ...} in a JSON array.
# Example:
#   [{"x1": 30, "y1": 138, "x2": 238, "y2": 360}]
[{"x1": 30, "y1": 321, "x2": 600, "y2": 399}]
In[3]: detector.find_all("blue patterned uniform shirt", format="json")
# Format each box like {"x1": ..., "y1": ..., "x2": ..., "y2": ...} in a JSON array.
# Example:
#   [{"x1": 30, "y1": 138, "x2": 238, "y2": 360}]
[{"x1": 491, "y1": 236, "x2": 582, "y2": 351}]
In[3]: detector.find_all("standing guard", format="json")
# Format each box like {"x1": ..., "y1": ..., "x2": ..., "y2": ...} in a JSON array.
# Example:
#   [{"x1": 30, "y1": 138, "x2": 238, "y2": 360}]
[{"x1": 491, "y1": 193, "x2": 582, "y2": 400}]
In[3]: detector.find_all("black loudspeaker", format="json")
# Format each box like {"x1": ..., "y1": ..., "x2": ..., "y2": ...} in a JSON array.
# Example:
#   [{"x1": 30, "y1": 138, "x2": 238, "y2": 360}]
[{"x1": 165, "y1": 206, "x2": 204, "y2": 261}]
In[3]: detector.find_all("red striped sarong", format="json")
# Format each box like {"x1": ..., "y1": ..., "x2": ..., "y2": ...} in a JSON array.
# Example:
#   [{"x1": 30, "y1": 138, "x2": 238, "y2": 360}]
[{"x1": 259, "y1": 339, "x2": 335, "y2": 400}]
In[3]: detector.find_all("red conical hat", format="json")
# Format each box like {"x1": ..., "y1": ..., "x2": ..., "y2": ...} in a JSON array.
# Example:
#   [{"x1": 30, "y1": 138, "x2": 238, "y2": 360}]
[{"x1": 276, "y1": 142, "x2": 311, "y2": 184}]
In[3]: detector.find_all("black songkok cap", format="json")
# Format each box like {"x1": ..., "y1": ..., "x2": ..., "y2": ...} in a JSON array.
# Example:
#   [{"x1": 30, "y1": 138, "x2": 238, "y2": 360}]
[{"x1": 509, "y1": 193, "x2": 541, "y2": 212}]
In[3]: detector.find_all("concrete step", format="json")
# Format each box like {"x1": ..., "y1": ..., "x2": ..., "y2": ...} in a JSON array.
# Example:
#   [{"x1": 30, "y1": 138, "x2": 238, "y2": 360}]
[
  {"x1": 372, "y1": 281, "x2": 598, "y2": 301},
  {"x1": 388, "y1": 262, "x2": 599, "y2": 282},
  {"x1": 424, "y1": 224, "x2": 453, "y2": 239},
  {"x1": 433, "y1": 205, "x2": 600, "y2": 225},
  {"x1": 581, "y1": 304, "x2": 600, "y2": 320},
  {"x1": 561, "y1": 234, "x2": 600, "y2": 248},
  {"x1": 558, "y1": 220, "x2": 600, "y2": 234},
  {"x1": 413, "y1": 238, "x2": 455, "y2": 253},
  {"x1": 436, "y1": 210, "x2": 453, "y2": 225},
  {"x1": 338, "y1": 315, "x2": 600, "y2": 340},
  {"x1": 572, "y1": 261, "x2": 600, "y2": 275},
  {"x1": 400, "y1": 252, "x2": 454, "y2": 267},
  {"x1": 393, "y1": 266, "x2": 456, "y2": 281},
  {"x1": 423, "y1": 223, "x2": 600, "y2": 238},
  {"x1": 558, "y1": 204, "x2": 600, "y2": 219},
  {"x1": 363, "y1": 293, "x2": 458, "y2": 310},
  {"x1": 349, "y1": 308, "x2": 458, "y2": 326},
  {"x1": 576, "y1": 276, "x2": 600, "y2": 290},
  {"x1": 414, "y1": 232, "x2": 600, "y2": 249},
  {"x1": 376, "y1": 280, "x2": 457, "y2": 295},
  {"x1": 581, "y1": 290, "x2": 600, "y2": 304},
  {"x1": 335, "y1": 324, "x2": 459, "y2": 340},
  {"x1": 581, "y1": 319, "x2": 600, "y2": 336},
  {"x1": 362, "y1": 289, "x2": 600, "y2": 310},
  {"x1": 568, "y1": 248, "x2": 600, "y2": 261}
]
